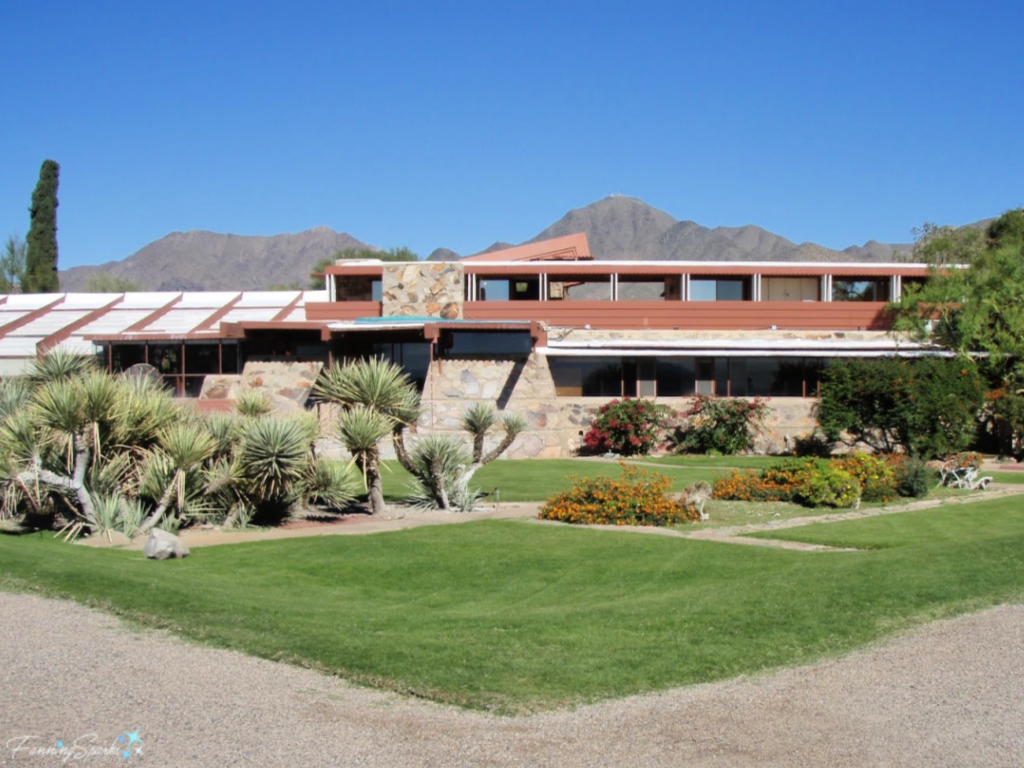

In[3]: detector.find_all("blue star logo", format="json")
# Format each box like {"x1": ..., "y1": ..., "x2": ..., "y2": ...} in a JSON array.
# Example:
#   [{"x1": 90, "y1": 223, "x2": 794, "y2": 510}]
[
  {"x1": 56, "y1": 741, "x2": 63, "y2": 748},
  {"x1": 125, "y1": 730, "x2": 142, "y2": 745},
  {"x1": 122, "y1": 749, "x2": 131, "y2": 761}
]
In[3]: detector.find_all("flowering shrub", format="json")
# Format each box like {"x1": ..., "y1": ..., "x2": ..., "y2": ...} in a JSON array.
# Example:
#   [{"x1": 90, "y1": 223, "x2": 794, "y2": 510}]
[
  {"x1": 581, "y1": 398, "x2": 674, "y2": 457},
  {"x1": 539, "y1": 464, "x2": 699, "y2": 526},
  {"x1": 833, "y1": 453, "x2": 898, "y2": 503},
  {"x1": 675, "y1": 396, "x2": 772, "y2": 455},
  {"x1": 799, "y1": 465, "x2": 860, "y2": 508},
  {"x1": 714, "y1": 452, "x2": 943, "y2": 508}
]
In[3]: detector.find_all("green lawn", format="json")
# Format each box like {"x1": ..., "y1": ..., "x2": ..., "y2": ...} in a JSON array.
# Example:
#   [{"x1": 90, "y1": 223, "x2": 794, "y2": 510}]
[
  {"x1": 380, "y1": 459, "x2": 717, "y2": 502},
  {"x1": 3, "y1": 496, "x2": 1024, "y2": 712},
  {"x1": 639, "y1": 454, "x2": 781, "y2": 469}
]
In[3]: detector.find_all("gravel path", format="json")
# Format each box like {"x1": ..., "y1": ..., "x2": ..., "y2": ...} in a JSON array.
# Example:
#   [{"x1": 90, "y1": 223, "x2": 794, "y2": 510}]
[{"x1": 2, "y1": 591, "x2": 1022, "y2": 767}]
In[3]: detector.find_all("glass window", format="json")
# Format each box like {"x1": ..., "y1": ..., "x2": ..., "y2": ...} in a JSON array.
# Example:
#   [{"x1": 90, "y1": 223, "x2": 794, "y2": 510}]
[
  {"x1": 696, "y1": 357, "x2": 715, "y2": 395},
  {"x1": 655, "y1": 359, "x2": 695, "y2": 396},
  {"x1": 550, "y1": 358, "x2": 622, "y2": 397},
  {"x1": 445, "y1": 331, "x2": 532, "y2": 356},
  {"x1": 832, "y1": 278, "x2": 890, "y2": 302},
  {"x1": 690, "y1": 278, "x2": 746, "y2": 301},
  {"x1": 110, "y1": 344, "x2": 145, "y2": 371},
  {"x1": 149, "y1": 344, "x2": 181, "y2": 375},
  {"x1": 184, "y1": 343, "x2": 220, "y2": 375},
  {"x1": 689, "y1": 280, "x2": 717, "y2": 301}
]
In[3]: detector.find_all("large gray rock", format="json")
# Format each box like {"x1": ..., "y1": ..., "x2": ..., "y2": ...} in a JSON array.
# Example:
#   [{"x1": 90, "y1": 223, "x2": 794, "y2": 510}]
[{"x1": 143, "y1": 529, "x2": 190, "y2": 560}]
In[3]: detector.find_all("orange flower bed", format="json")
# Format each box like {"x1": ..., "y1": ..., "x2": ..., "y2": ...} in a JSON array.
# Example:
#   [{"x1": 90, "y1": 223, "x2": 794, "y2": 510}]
[{"x1": 539, "y1": 464, "x2": 699, "y2": 527}]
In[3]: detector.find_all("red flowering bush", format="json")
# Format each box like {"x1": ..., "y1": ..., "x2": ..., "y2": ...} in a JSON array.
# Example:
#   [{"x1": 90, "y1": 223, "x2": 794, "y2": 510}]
[
  {"x1": 540, "y1": 464, "x2": 699, "y2": 526},
  {"x1": 581, "y1": 398, "x2": 674, "y2": 457},
  {"x1": 675, "y1": 396, "x2": 772, "y2": 455}
]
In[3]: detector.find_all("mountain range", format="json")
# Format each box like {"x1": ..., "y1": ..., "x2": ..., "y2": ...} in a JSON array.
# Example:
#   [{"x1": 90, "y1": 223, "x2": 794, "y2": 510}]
[{"x1": 60, "y1": 196, "x2": 923, "y2": 291}]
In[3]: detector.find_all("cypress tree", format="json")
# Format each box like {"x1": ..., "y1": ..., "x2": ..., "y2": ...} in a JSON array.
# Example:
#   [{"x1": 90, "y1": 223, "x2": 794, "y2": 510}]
[{"x1": 24, "y1": 159, "x2": 60, "y2": 293}]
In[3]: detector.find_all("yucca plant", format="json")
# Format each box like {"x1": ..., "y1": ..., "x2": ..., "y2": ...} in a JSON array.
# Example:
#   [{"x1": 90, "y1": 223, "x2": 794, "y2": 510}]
[
  {"x1": 306, "y1": 458, "x2": 360, "y2": 509},
  {"x1": 236, "y1": 388, "x2": 273, "y2": 418},
  {"x1": 236, "y1": 417, "x2": 309, "y2": 500},
  {"x1": 334, "y1": 404, "x2": 393, "y2": 513},
  {"x1": 27, "y1": 347, "x2": 98, "y2": 385},
  {"x1": 407, "y1": 434, "x2": 473, "y2": 512},
  {"x1": 405, "y1": 406, "x2": 528, "y2": 512},
  {"x1": 315, "y1": 358, "x2": 422, "y2": 514},
  {"x1": 137, "y1": 422, "x2": 218, "y2": 533}
]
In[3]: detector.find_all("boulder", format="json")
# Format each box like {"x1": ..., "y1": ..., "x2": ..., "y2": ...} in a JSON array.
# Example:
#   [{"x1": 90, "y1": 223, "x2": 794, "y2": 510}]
[{"x1": 143, "y1": 529, "x2": 190, "y2": 560}]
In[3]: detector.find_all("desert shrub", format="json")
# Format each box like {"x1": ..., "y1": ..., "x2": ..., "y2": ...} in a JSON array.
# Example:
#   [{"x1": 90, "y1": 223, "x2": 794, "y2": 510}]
[
  {"x1": 582, "y1": 398, "x2": 674, "y2": 457},
  {"x1": 833, "y1": 453, "x2": 898, "y2": 503},
  {"x1": 539, "y1": 464, "x2": 698, "y2": 526},
  {"x1": 792, "y1": 431, "x2": 833, "y2": 457},
  {"x1": 889, "y1": 455, "x2": 935, "y2": 498},
  {"x1": 675, "y1": 396, "x2": 771, "y2": 455}
]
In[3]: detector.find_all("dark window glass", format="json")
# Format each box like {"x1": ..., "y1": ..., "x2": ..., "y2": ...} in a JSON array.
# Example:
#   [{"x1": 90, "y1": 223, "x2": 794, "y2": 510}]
[
  {"x1": 696, "y1": 357, "x2": 715, "y2": 395},
  {"x1": 655, "y1": 359, "x2": 695, "y2": 396},
  {"x1": 446, "y1": 331, "x2": 532, "y2": 356},
  {"x1": 110, "y1": 344, "x2": 145, "y2": 371},
  {"x1": 832, "y1": 279, "x2": 890, "y2": 302},
  {"x1": 221, "y1": 343, "x2": 240, "y2": 374},
  {"x1": 550, "y1": 358, "x2": 622, "y2": 397},
  {"x1": 149, "y1": 344, "x2": 181, "y2": 375},
  {"x1": 184, "y1": 343, "x2": 220, "y2": 375}
]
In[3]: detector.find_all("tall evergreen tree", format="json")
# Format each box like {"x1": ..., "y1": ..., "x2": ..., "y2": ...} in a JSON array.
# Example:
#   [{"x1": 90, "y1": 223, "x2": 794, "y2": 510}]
[{"x1": 24, "y1": 159, "x2": 60, "y2": 293}]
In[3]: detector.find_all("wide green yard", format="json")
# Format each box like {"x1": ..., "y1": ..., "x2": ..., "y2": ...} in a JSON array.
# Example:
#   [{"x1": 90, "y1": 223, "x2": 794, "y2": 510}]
[{"x1": 3, "y1": 494, "x2": 1023, "y2": 713}]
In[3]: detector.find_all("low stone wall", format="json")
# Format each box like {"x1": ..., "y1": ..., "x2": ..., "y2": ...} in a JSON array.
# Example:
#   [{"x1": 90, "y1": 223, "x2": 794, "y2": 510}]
[{"x1": 200, "y1": 361, "x2": 323, "y2": 412}]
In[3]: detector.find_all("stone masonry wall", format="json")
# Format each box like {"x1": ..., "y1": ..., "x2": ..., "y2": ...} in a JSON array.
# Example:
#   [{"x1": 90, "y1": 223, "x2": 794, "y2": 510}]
[
  {"x1": 382, "y1": 263, "x2": 464, "y2": 319},
  {"x1": 367, "y1": 353, "x2": 818, "y2": 460}
]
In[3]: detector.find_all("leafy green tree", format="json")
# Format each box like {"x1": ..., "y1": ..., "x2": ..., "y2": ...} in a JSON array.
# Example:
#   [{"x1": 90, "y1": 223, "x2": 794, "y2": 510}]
[
  {"x1": 24, "y1": 160, "x2": 60, "y2": 293},
  {"x1": 816, "y1": 358, "x2": 984, "y2": 458},
  {"x1": 308, "y1": 246, "x2": 419, "y2": 289},
  {"x1": 985, "y1": 207, "x2": 1024, "y2": 248},
  {"x1": 1, "y1": 234, "x2": 26, "y2": 293},
  {"x1": 84, "y1": 273, "x2": 142, "y2": 292},
  {"x1": 909, "y1": 222, "x2": 985, "y2": 266}
]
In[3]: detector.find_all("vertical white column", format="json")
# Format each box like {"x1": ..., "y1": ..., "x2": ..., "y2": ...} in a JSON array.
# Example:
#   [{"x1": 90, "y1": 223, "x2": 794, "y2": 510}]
[
  {"x1": 753, "y1": 274, "x2": 762, "y2": 301},
  {"x1": 611, "y1": 273, "x2": 618, "y2": 301},
  {"x1": 540, "y1": 273, "x2": 548, "y2": 302},
  {"x1": 822, "y1": 275, "x2": 832, "y2": 302},
  {"x1": 891, "y1": 274, "x2": 902, "y2": 301},
  {"x1": 683, "y1": 274, "x2": 690, "y2": 301}
]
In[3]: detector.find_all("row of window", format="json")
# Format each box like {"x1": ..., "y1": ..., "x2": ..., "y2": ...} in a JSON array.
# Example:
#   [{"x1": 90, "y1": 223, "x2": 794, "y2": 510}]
[
  {"x1": 549, "y1": 356, "x2": 829, "y2": 398},
  {"x1": 332, "y1": 275, "x2": 901, "y2": 302}
]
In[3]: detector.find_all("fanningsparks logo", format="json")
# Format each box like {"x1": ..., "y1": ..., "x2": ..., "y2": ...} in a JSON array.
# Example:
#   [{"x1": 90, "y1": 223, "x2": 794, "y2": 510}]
[{"x1": 6, "y1": 729, "x2": 143, "y2": 762}]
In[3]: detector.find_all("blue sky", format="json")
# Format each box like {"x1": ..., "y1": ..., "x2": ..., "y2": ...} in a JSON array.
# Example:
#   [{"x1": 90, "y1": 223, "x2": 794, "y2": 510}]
[{"x1": 2, "y1": 1, "x2": 1022, "y2": 269}]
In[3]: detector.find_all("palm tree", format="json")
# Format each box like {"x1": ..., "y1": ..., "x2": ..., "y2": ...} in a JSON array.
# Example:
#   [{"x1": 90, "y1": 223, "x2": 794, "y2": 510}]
[{"x1": 314, "y1": 358, "x2": 422, "y2": 515}]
